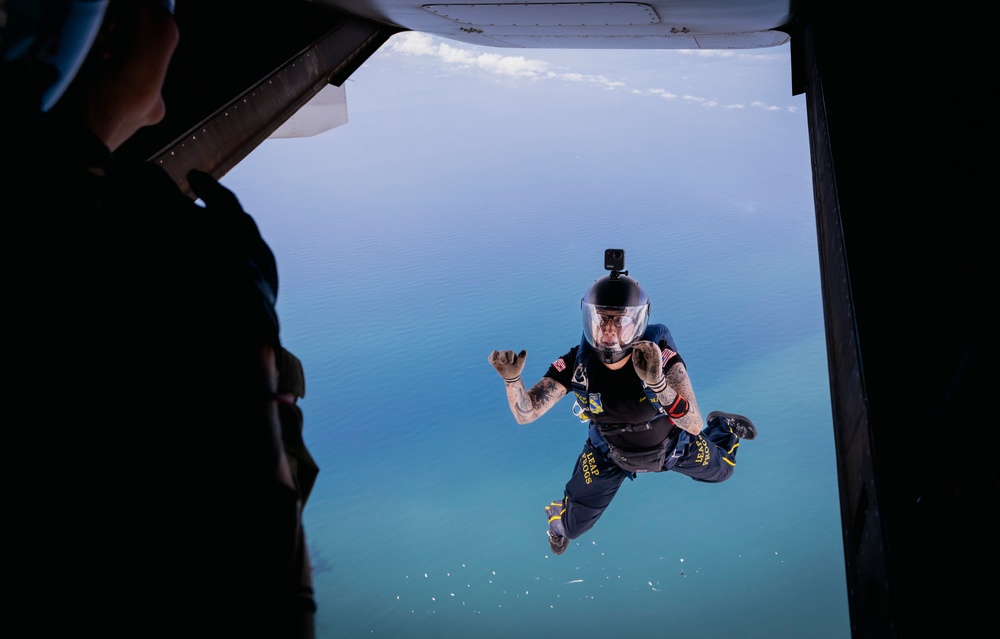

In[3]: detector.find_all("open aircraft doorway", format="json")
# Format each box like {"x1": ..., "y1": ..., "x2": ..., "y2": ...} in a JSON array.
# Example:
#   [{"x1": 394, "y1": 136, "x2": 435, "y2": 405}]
[{"x1": 225, "y1": 30, "x2": 845, "y2": 638}]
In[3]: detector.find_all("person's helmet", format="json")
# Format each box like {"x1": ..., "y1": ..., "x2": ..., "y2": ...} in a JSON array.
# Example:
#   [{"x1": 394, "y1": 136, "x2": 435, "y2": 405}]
[
  {"x1": 0, "y1": 0, "x2": 175, "y2": 112},
  {"x1": 1, "y1": 1, "x2": 110, "y2": 112},
  {"x1": 581, "y1": 273, "x2": 650, "y2": 364}
]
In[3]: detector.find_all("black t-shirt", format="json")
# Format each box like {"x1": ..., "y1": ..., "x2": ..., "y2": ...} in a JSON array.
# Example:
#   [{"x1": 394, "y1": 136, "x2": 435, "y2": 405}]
[{"x1": 544, "y1": 345, "x2": 680, "y2": 451}]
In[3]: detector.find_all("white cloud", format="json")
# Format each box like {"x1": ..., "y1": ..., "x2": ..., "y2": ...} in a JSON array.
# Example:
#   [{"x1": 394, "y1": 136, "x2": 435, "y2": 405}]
[
  {"x1": 385, "y1": 32, "x2": 798, "y2": 113},
  {"x1": 387, "y1": 32, "x2": 436, "y2": 56},
  {"x1": 388, "y1": 32, "x2": 549, "y2": 78},
  {"x1": 680, "y1": 49, "x2": 737, "y2": 58},
  {"x1": 550, "y1": 73, "x2": 626, "y2": 89},
  {"x1": 645, "y1": 88, "x2": 675, "y2": 97},
  {"x1": 679, "y1": 49, "x2": 788, "y2": 62},
  {"x1": 749, "y1": 100, "x2": 782, "y2": 111}
]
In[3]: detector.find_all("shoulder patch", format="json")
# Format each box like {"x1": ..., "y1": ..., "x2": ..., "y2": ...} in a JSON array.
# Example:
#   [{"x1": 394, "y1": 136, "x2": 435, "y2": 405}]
[
  {"x1": 552, "y1": 358, "x2": 566, "y2": 372},
  {"x1": 660, "y1": 348, "x2": 677, "y2": 368}
]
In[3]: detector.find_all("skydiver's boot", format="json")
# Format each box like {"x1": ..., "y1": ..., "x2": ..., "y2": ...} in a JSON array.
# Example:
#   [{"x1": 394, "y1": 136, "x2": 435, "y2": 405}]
[
  {"x1": 707, "y1": 411, "x2": 758, "y2": 440},
  {"x1": 545, "y1": 500, "x2": 569, "y2": 555}
]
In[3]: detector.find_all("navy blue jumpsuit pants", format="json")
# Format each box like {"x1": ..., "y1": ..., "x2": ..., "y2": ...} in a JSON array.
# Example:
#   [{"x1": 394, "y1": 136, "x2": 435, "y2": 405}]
[{"x1": 559, "y1": 412, "x2": 743, "y2": 540}]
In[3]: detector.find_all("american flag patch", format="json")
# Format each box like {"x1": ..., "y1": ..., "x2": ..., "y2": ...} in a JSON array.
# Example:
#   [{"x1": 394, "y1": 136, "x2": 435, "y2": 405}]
[
  {"x1": 552, "y1": 358, "x2": 566, "y2": 372},
  {"x1": 661, "y1": 348, "x2": 676, "y2": 367}
]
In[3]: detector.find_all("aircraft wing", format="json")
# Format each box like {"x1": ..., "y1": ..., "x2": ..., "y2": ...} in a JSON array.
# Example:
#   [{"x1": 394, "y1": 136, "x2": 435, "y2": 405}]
[{"x1": 311, "y1": 0, "x2": 793, "y2": 49}]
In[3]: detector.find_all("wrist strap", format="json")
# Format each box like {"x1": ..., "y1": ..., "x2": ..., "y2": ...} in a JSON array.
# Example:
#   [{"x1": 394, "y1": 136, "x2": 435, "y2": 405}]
[
  {"x1": 504, "y1": 374, "x2": 521, "y2": 384},
  {"x1": 667, "y1": 394, "x2": 690, "y2": 419},
  {"x1": 648, "y1": 376, "x2": 667, "y2": 393}
]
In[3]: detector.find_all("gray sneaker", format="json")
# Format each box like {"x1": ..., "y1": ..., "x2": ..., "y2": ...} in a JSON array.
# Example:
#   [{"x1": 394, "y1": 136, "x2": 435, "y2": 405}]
[
  {"x1": 708, "y1": 411, "x2": 757, "y2": 440},
  {"x1": 545, "y1": 500, "x2": 569, "y2": 555},
  {"x1": 548, "y1": 531, "x2": 569, "y2": 555}
]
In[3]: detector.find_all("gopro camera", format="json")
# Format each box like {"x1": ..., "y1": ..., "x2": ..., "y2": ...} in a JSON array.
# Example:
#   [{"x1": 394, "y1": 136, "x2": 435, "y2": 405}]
[{"x1": 604, "y1": 248, "x2": 625, "y2": 272}]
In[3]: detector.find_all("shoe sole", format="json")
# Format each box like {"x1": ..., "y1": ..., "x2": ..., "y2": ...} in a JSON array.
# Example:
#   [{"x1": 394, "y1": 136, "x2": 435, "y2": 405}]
[
  {"x1": 548, "y1": 533, "x2": 568, "y2": 555},
  {"x1": 707, "y1": 411, "x2": 757, "y2": 440}
]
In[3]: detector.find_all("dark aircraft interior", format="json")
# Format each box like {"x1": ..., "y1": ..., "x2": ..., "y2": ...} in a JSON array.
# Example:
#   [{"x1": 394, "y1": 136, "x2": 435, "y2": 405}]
[{"x1": 8, "y1": 1, "x2": 997, "y2": 636}]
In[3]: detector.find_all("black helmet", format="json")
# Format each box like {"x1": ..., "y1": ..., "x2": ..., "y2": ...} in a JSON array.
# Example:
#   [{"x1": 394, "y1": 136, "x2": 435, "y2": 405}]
[{"x1": 581, "y1": 274, "x2": 650, "y2": 364}]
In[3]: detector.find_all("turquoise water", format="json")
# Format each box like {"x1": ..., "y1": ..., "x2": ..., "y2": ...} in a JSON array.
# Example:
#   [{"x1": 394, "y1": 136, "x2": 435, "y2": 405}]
[{"x1": 227, "y1": 37, "x2": 850, "y2": 639}]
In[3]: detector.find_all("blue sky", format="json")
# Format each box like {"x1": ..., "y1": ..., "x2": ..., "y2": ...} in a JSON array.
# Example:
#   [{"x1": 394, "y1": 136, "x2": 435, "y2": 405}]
[
  {"x1": 230, "y1": 31, "x2": 815, "y2": 368},
  {"x1": 230, "y1": 31, "x2": 812, "y2": 246},
  {"x1": 224, "y1": 32, "x2": 847, "y2": 638}
]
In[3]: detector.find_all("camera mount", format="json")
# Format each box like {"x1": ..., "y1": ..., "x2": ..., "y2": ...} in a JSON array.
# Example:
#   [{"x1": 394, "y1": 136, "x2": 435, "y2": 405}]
[{"x1": 604, "y1": 248, "x2": 627, "y2": 280}]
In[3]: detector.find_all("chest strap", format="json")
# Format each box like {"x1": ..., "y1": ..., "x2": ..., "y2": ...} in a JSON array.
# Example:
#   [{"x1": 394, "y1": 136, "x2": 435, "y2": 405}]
[
  {"x1": 593, "y1": 421, "x2": 654, "y2": 436},
  {"x1": 571, "y1": 333, "x2": 669, "y2": 423}
]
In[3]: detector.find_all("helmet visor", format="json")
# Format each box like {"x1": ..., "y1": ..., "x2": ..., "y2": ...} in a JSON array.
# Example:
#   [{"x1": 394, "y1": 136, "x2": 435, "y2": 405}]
[{"x1": 582, "y1": 302, "x2": 648, "y2": 353}]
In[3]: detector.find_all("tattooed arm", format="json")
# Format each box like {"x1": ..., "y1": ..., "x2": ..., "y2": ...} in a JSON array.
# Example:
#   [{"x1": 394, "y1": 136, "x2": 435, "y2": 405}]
[
  {"x1": 631, "y1": 341, "x2": 704, "y2": 435},
  {"x1": 488, "y1": 349, "x2": 568, "y2": 424},
  {"x1": 657, "y1": 362, "x2": 703, "y2": 436},
  {"x1": 503, "y1": 376, "x2": 568, "y2": 425}
]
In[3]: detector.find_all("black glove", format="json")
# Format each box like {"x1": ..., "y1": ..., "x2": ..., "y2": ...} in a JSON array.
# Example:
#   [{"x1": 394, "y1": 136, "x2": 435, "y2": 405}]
[
  {"x1": 187, "y1": 169, "x2": 277, "y2": 297},
  {"x1": 188, "y1": 169, "x2": 279, "y2": 342}
]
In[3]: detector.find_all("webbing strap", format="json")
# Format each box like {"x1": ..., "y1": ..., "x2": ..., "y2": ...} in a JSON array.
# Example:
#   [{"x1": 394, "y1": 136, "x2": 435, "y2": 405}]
[
  {"x1": 589, "y1": 424, "x2": 687, "y2": 465},
  {"x1": 663, "y1": 431, "x2": 690, "y2": 470},
  {"x1": 594, "y1": 421, "x2": 653, "y2": 436}
]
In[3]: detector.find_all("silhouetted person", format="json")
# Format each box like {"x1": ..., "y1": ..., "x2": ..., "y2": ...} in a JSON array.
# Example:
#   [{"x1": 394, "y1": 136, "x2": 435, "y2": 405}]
[{"x1": 2, "y1": 2, "x2": 317, "y2": 636}]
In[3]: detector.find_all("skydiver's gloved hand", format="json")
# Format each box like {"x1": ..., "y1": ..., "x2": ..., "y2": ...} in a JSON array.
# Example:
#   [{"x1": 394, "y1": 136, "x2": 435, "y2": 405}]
[
  {"x1": 631, "y1": 340, "x2": 667, "y2": 393},
  {"x1": 188, "y1": 169, "x2": 280, "y2": 343},
  {"x1": 489, "y1": 349, "x2": 527, "y2": 384}
]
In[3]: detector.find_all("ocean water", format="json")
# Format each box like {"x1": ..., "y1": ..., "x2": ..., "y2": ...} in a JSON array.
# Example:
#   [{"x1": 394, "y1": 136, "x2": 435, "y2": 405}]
[{"x1": 226, "y1": 36, "x2": 850, "y2": 639}]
